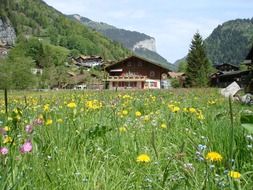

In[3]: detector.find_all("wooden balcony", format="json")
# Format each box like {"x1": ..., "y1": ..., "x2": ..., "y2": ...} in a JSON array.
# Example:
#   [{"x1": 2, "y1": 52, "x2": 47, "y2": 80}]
[{"x1": 104, "y1": 75, "x2": 147, "y2": 81}]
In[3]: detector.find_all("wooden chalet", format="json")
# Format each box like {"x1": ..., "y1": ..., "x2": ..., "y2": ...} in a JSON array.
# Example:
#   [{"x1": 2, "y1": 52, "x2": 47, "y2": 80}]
[
  {"x1": 73, "y1": 55, "x2": 104, "y2": 68},
  {"x1": 214, "y1": 63, "x2": 239, "y2": 72},
  {"x1": 211, "y1": 47, "x2": 253, "y2": 90},
  {"x1": 104, "y1": 55, "x2": 171, "y2": 90}
]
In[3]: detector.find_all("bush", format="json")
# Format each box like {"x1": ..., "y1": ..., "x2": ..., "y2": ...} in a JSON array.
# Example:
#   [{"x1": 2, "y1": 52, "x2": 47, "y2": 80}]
[{"x1": 171, "y1": 78, "x2": 180, "y2": 88}]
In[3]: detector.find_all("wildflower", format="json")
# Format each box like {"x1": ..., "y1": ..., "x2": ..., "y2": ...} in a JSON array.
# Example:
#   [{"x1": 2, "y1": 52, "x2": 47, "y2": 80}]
[
  {"x1": 135, "y1": 111, "x2": 142, "y2": 117},
  {"x1": 119, "y1": 127, "x2": 127, "y2": 133},
  {"x1": 205, "y1": 151, "x2": 223, "y2": 162},
  {"x1": 197, "y1": 114, "x2": 204, "y2": 120},
  {"x1": 43, "y1": 104, "x2": 50, "y2": 112},
  {"x1": 136, "y1": 154, "x2": 151, "y2": 163},
  {"x1": 85, "y1": 100, "x2": 102, "y2": 110},
  {"x1": 45, "y1": 119, "x2": 53, "y2": 126},
  {"x1": 188, "y1": 108, "x2": 197, "y2": 113},
  {"x1": 160, "y1": 124, "x2": 167, "y2": 129},
  {"x1": 67, "y1": 102, "x2": 77, "y2": 109},
  {"x1": 4, "y1": 126, "x2": 10, "y2": 132},
  {"x1": 229, "y1": 171, "x2": 241, "y2": 179},
  {"x1": 3, "y1": 136, "x2": 12, "y2": 144},
  {"x1": 122, "y1": 110, "x2": 128, "y2": 116},
  {"x1": 20, "y1": 140, "x2": 32, "y2": 154},
  {"x1": 0, "y1": 147, "x2": 8, "y2": 155},
  {"x1": 25, "y1": 124, "x2": 33, "y2": 134},
  {"x1": 144, "y1": 115, "x2": 150, "y2": 122},
  {"x1": 168, "y1": 104, "x2": 180, "y2": 113}
]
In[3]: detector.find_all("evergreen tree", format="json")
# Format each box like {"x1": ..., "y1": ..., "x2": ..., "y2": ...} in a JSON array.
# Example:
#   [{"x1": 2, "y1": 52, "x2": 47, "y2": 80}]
[{"x1": 186, "y1": 32, "x2": 211, "y2": 87}]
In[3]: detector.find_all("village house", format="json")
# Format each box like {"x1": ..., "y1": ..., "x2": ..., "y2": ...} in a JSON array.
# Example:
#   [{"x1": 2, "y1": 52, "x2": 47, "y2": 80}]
[
  {"x1": 210, "y1": 63, "x2": 248, "y2": 88},
  {"x1": 104, "y1": 55, "x2": 171, "y2": 90},
  {"x1": 72, "y1": 55, "x2": 104, "y2": 69}
]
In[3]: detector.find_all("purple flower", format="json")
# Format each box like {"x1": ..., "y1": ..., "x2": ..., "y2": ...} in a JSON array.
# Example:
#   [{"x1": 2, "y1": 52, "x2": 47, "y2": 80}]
[
  {"x1": 0, "y1": 147, "x2": 8, "y2": 155},
  {"x1": 20, "y1": 140, "x2": 32, "y2": 154},
  {"x1": 25, "y1": 124, "x2": 33, "y2": 134}
]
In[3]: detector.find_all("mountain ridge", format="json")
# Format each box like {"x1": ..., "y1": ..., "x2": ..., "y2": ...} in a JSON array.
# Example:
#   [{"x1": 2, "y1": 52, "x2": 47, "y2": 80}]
[{"x1": 68, "y1": 14, "x2": 175, "y2": 70}]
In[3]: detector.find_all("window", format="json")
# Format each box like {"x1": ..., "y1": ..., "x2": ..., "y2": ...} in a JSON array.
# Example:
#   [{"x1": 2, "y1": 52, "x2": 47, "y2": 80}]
[{"x1": 150, "y1": 71, "x2": 155, "y2": 77}]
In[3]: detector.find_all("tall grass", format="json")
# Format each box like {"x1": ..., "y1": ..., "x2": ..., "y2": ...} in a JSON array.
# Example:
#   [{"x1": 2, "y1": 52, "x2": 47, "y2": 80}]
[{"x1": 0, "y1": 89, "x2": 252, "y2": 189}]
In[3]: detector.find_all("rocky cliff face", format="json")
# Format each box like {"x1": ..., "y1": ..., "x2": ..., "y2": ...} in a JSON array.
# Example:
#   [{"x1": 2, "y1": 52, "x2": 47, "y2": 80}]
[
  {"x1": 0, "y1": 19, "x2": 16, "y2": 46},
  {"x1": 133, "y1": 38, "x2": 156, "y2": 52}
]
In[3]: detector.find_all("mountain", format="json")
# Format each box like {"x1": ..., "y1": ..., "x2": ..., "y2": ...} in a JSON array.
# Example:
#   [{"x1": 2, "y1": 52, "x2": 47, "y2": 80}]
[
  {"x1": 174, "y1": 18, "x2": 253, "y2": 69},
  {"x1": 0, "y1": 0, "x2": 130, "y2": 62},
  {"x1": 69, "y1": 14, "x2": 175, "y2": 70},
  {"x1": 205, "y1": 18, "x2": 253, "y2": 65}
]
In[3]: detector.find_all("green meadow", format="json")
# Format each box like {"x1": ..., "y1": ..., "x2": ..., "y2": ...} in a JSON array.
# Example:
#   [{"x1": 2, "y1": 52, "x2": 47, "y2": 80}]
[{"x1": 0, "y1": 89, "x2": 253, "y2": 189}]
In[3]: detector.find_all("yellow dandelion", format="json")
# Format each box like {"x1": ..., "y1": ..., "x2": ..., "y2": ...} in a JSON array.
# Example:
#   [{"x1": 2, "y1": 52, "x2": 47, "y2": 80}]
[
  {"x1": 45, "y1": 119, "x2": 53, "y2": 126},
  {"x1": 67, "y1": 102, "x2": 77, "y2": 108},
  {"x1": 189, "y1": 108, "x2": 197, "y2": 113},
  {"x1": 135, "y1": 111, "x2": 142, "y2": 117},
  {"x1": 119, "y1": 127, "x2": 127, "y2": 133},
  {"x1": 122, "y1": 110, "x2": 128, "y2": 116},
  {"x1": 160, "y1": 124, "x2": 167, "y2": 129},
  {"x1": 229, "y1": 171, "x2": 241, "y2": 179},
  {"x1": 136, "y1": 154, "x2": 151, "y2": 163},
  {"x1": 3, "y1": 136, "x2": 13, "y2": 144},
  {"x1": 43, "y1": 104, "x2": 50, "y2": 112},
  {"x1": 205, "y1": 151, "x2": 223, "y2": 162},
  {"x1": 4, "y1": 126, "x2": 10, "y2": 132}
]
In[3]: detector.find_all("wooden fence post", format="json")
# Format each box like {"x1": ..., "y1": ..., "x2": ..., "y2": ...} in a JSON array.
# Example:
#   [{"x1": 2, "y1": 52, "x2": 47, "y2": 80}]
[{"x1": 4, "y1": 88, "x2": 8, "y2": 115}]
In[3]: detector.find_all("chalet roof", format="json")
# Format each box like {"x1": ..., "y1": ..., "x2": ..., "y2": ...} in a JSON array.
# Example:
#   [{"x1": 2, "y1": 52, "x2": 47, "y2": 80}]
[
  {"x1": 106, "y1": 55, "x2": 172, "y2": 71},
  {"x1": 168, "y1": 72, "x2": 185, "y2": 78},
  {"x1": 220, "y1": 70, "x2": 249, "y2": 77},
  {"x1": 214, "y1": 63, "x2": 239, "y2": 69}
]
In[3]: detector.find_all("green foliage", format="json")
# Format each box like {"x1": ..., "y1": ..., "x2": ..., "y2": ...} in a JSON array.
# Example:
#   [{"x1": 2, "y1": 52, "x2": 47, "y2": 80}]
[
  {"x1": 1, "y1": 89, "x2": 253, "y2": 189},
  {"x1": 177, "y1": 60, "x2": 187, "y2": 72},
  {"x1": 0, "y1": 56, "x2": 36, "y2": 89},
  {"x1": 170, "y1": 78, "x2": 180, "y2": 88},
  {"x1": 1, "y1": 0, "x2": 130, "y2": 61},
  {"x1": 205, "y1": 19, "x2": 253, "y2": 65},
  {"x1": 186, "y1": 32, "x2": 211, "y2": 87}
]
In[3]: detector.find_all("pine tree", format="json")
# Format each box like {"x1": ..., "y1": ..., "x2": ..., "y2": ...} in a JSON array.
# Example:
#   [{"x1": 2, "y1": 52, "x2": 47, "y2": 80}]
[{"x1": 186, "y1": 32, "x2": 211, "y2": 87}]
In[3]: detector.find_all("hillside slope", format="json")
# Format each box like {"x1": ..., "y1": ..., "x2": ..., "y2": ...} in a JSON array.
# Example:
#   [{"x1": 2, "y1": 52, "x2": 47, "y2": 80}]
[
  {"x1": 0, "y1": 0, "x2": 130, "y2": 61},
  {"x1": 205, "y1": 18, "x2": 253, "y2": 65}
]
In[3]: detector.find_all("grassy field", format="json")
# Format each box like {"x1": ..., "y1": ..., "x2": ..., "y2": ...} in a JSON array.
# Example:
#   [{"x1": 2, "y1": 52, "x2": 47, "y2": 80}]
[{"x1": 0, "y1": 89, "x2": 253, "y2": 189}]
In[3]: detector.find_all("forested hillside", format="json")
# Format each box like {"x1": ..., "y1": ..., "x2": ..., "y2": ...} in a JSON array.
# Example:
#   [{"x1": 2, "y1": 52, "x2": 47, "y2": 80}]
[
  {"x1": 0, "y1": 0, "x2": 131, "y2": 89},
  {"x1": 205, "y1": 18, "x2": 253, "y2": 65},
  {"x1": 0, "y1": 0, "x2": 130, "y2": 61}
]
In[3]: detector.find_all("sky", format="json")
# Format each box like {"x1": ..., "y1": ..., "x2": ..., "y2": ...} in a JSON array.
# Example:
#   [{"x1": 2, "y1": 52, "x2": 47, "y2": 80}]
[{"x1": 44, "y1": 0, "x2": 253, "y2": 63}]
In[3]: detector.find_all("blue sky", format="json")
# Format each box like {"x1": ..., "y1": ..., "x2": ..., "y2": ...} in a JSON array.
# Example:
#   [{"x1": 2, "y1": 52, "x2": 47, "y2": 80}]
[{"x1": 44, "y1": 0, "x2": 253, "y2": 63}]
